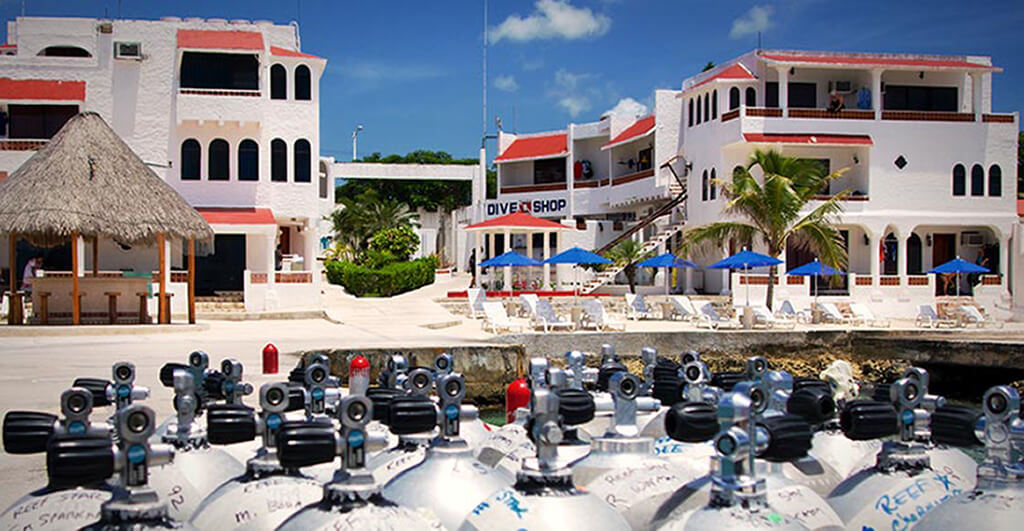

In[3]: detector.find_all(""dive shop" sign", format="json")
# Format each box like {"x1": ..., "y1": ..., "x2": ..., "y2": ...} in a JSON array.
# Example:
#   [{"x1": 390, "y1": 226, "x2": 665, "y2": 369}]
[{"x1": 485, "y1": 198, "x2": 567, "y2": 218}]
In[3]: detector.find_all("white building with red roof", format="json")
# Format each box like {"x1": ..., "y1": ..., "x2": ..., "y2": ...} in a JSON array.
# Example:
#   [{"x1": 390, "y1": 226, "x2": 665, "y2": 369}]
[{"x1": 0, "y1": 16, "x2": 331, "y2": 315}]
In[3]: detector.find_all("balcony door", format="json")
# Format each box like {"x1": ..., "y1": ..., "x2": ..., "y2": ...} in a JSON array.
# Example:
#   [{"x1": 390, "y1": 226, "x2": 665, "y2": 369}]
[{"x1": 932, "y1": 233, "x2": 955, "y2": 295}]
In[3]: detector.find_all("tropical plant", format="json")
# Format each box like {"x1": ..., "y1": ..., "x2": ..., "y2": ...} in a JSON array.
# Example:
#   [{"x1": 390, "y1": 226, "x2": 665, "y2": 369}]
[
  {"x1": 681, "y1": 149, "x2": 849, "y2": 309},
  {"x1": 369, "y1": 225, "x2": 420, "y2": 262},
  {"x1": 327, "y1": 191, "x2": 419, "y2": 257},
  {"x1": 605, "y1": 239, "x2": 653, "y2": 294}
]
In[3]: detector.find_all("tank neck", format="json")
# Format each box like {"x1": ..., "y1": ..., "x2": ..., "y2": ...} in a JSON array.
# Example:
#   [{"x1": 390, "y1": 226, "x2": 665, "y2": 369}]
[
  {"x1": 514, "y1": 466, "x2": 579, "y2": 495},
  {"x1": 591, "y1": 435, "x2": 653, "y2": 455},
  {"x1": 99, "y1": 486, "x2": 171, "y2": 526},
  {"x1": 876, "y1": 440, "x2": 931, "y2": 472},
  {"x1": 324, "y1": 469, "x2": 380, "y2": 505}
]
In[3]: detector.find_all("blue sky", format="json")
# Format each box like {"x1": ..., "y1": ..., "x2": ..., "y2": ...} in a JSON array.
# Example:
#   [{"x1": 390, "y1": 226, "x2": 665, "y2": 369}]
[{"x1": 3, "y1": 1, "x2": 1023, "y2": 161}]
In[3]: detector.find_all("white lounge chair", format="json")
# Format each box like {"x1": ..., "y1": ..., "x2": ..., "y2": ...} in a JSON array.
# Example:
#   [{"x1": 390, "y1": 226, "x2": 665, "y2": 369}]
[
  {"x1": 467, "y1": 288, "x2": 487, "y2": 319},
  {"x1": 958, "y1": 305, "x2": 1004, "y2": 328},
  {"x1": 0, "y1": 291, "x2": 7, "y2": 319},
  {"x1": 581, "y1": 299, "x2": 626, "y2": 331},
  {"x1": 668, "y1": 295, "x2": 698, "y2": 321},
  {"x1": 776, "y1": 300, "x2": 810, "y2": 324},
  {"x1": 697, "y1": 302, "x2": 740, "y2": 330},
  {"x1": 915, "y1": 304, "x2": 956, "y2": 329},
  {"x1": 752, "y1": 305, "x2": 795, "y2": 329},
  {"x1": 624, "y1": 293, "x2": 653, "y2": 320},
  {"x1": 518, "y1": 293, "x2": 540, "y2": 318},
  {"x1": 531, "y1": 300, "x2": 575, "y2": 332},
  {"x1": 849, "y1": 303, "x2": 890, "y2": 328},
  {"x1": 817, "y1": 303, "x2": 849, "y2": 324},
  {"x1": 481, "y1": 301, "x2": 524, "y2": 334}
]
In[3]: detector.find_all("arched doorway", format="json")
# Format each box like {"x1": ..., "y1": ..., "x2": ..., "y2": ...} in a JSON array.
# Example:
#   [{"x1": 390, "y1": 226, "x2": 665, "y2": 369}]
[
  {"x1": 883, "y1": 233, "x2": 898, "y2": 275},
  {"x1": 907, "y1": 233, "x2": 922, "y2": 275}
]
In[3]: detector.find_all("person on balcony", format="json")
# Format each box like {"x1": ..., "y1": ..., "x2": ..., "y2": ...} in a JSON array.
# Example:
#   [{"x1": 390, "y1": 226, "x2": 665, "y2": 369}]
[{"x1": 828, "y1": 91, "x2": 845, "y2": 113}]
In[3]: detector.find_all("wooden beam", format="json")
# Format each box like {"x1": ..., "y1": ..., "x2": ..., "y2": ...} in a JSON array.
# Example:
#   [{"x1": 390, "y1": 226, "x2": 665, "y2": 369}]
[
  {"x1": 92, "y1": 237, "x2": 98, "y2": 276},
  {"x1": 157, "y1": 233, "x2": 166, "y2": 324},
  {"x1": 71, "y1": 231, "x2": 80, "y2": 325},
  {"x1": 187, "y1": 237, "x2": 195, "y2": 324},
  {"x1": 7, "y1": 232, "x2": 18, "y2": 325}
]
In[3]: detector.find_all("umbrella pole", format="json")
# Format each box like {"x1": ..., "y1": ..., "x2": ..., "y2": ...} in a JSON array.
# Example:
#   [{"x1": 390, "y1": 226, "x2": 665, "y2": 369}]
[{"x1": 665, "y1": 266, "x2": 669, "y2": 296}]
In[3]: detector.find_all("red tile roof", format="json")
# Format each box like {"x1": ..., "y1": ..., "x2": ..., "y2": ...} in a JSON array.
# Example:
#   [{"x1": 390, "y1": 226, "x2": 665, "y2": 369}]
[
  {"x1": 196, "y1": 207, "x2": 276, "y2": 225},
  {"x1": 495, "y1": 133, "x2": 567, "y2": 162},
  {"x1": 743, "y1": 133, "x2": 873, "y2": 146},
  {"x1": 466, "y1": 212, "x2": 571, "y2": 231},
  {"x1": 692, "y1": 63, "x2": 756, "y2": 88},
  {"x1": 761, "y1": 52, "x2": 998, "y2": 71},
  {"x1": 0, "y1": 78, "x2": 85, "y2": 100},
  {"x1": 177, "y1": 30, "x2": 264, "y2": 51},
  {"x1": 603, "y1": 115, "x2": 655, "y2": 150},
  {"x1": 270, "y1": 46, "x2": 323, "y2": 60}
]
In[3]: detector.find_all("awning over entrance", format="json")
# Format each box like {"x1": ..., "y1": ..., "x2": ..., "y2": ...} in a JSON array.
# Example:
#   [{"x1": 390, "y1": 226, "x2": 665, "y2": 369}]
[
  {"x1": 176, "y1": 29, "x2": 264, "y2": 51},
  {"x1": 0, "y1": 78, "x2": 85, "y2": 101},
  {"x1": 743, "y1": 133, "x2": 873, "y2": 146},
  {"x1": 465, "y1": 212, "x2": 573, "y2": 232},
  {"x1": 494, "y1": 133, "x2": 568, "y2": 163},
  {"x1": 196, "y1": 207, "x2": 275, "y2": 225}
]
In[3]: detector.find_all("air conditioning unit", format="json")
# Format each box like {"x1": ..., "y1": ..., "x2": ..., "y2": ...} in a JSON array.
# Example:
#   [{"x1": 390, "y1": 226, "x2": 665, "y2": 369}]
[
  {"x1": 833, "y1": 80, "x2": 853, "y2": 94},
  {"x1": 114, "y1": 41, "x2": 142, "y2": 60},
  {"x1": 962, "y1": 232, "x2": 984, "y2": 247}
]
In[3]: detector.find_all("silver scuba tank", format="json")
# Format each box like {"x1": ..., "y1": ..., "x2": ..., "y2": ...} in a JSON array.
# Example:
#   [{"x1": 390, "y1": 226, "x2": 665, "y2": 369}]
[
  {"x1": 579, "y1": 346, "x2": 662, "y2": 438},
  {"x1": 650, "y1": 358, "x2": 718, "y2": 466},
  {"x1": 187, "y1": 382, "x2": 325, "y2": 531},
  {"x1": 916, "y1": 385, "x2": 1024, "y2": 530},
  {"x1": 276, "y1": 394, "x2": 443, "y2": 530},
  {"x1": 1, "y1": 387, "x2": 115, "y2": 531},
  {"x1": 81, "y1": 404, "x2": 197, "y2": 529},
  {"x1": 379, "y1": 371, "x2": 512, "y2": 529},
  {"x1": 365, "y1": 367, "x2": 440, "y2": 485},
  {"x1": 431, "y1": 353, "x2": 492, "y2": 449},
  {"x1": 459, "y1": 364, "x2": 630, "y2": 531},
  {"x1": 827, "y1": 371, "x2": 977, "y2": 530}
]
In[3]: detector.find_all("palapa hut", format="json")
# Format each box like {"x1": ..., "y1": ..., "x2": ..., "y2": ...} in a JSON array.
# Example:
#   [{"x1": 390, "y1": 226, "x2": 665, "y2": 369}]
[{"x1": 0, "y1": 112, "x2": 213, "y2": 325}]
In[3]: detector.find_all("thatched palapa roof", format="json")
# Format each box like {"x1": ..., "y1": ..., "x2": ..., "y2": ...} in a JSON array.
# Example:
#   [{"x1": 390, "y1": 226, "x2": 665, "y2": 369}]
[{"x1": 0, "y1": 112, "x2": 213, "y2": 246}]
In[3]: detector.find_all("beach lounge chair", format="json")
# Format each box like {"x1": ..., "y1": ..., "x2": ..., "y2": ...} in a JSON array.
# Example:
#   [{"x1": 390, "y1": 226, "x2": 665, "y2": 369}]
[
  {"x1": 531, "y1": 300, "x2": 575, "y2": 332},
  {"x1": 697, "y1": 302, "x2": 740, "y2": 330},
  {"x1": 958, "y1": 304, "x2": 1004, "y2": 328},
  {"x1": 776, "y1": 300, "x2": 810, "y2": 324},
  {"x1": 467, "y1": 288, "x2": 487, "y2": 319},
  {"x1": 581, "y1": 299, "x2": 626, "y2": 331},
  {"x1": 668, "y1": 295, "x2": 698, "y2": 321},
  {"x1": 817, "y1": 303, "x2": 850, "y2": 324},
  {"x1": 915, "y1": 304, "x2": 957, "y2": 329},
  {"x1": 518, "y1": 293, "x2": 540, "y2": 318},
  {"x1": 624, "y1": 293, "x2": 653, "y2": 320},
  {"x1": 481, "y1": 301, "x2": 524, "y2": 334},
  {"x1": 752, "y1": 305, "x2": 795, "y2": 329},
  {"x1": 849, "y1": 303, "x2": 890, "y2": 328}
]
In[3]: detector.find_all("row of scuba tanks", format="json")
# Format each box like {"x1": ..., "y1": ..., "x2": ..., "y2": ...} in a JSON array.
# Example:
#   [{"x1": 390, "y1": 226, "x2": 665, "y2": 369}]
[{"x1": 1, "y1": 346, "x2": 1021, "y2": 530}]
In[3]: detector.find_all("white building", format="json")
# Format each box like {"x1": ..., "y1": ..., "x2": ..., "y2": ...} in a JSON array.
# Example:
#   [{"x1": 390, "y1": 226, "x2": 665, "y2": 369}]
[
  {"x1": 0, "y1": 16, "x2": 332, "y2": 314},
  {"x1": 488, "y1": 49, "x2": 1019, "y2": 317}
]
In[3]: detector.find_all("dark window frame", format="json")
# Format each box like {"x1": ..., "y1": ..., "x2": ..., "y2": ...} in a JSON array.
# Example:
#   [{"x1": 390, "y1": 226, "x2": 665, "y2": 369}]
[
  {"x1": 271, "y1": 139, "x2": 288, "y2": 182},
  {"x1": 238, "y1": 139, "x2": 259, "y2": 181},
  {"x1": 180, "y1": 51, "x2": 259, "y2": 91},
  {"x1": 294, "y1": 65, "x2": 312, "y2": 101},
  {"x1": 729, "y1": 87, "x2": 740, "y2": 110},
  {"x1": 952, "y1": 164, "x2": 966, "y2": 196},
  {"x1": 883, "y1": 85, "x2": 958, "y2": 112},
  {"x1": 988, "y1": 165, "x2": 1002, "y2": 197},
  {"x1": 180, "y1": 139, "x2": 201, "y2": 181},
  {"x1": 745, "y1": 87, "x2": 756, "y2": 107},
  {"x1": 701, "y1": 170, "x2": 709, "y2": 201},
  {"x1": 711, "y1": 90, "x2": 718, "y2": 119},
  {"x1": 270, "y1": 64, "x2": 287, "y2": 100},
  {"x1": 709, "y1": 168, "x2": 717, "y2": 199},
  {"x1": 208, "y1": 138, "x2": 230, "y2": 181},
  {"x1": 7, "y1": 104, "x2": 78, "y2": 139},
  {"x1": 293, "y1": 139, "x2": 312, "y2": 183},
  {"x1": 533, "y1": 158, "x2": 566, "y2": 185},
  {"x1": 688, "y1": 99, "x2": 693, "y2": 127},
  {"x1": 970, "y1": 164, "x2": 984, "y2": 196}
]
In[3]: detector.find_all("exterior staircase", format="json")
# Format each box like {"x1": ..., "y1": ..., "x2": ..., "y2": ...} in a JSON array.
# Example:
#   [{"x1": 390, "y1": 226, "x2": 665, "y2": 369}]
[
  {"x1": 581, "y1": 220, "x2": 687, "y2": 294},
  {"x1": 195, "y1": 292, "x2": 245, "y2": 313}
]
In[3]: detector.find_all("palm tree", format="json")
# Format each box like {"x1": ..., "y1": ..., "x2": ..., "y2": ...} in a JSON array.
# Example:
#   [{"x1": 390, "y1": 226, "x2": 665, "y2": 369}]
[
  {"x1": 327, "y1": 196, "x2": 419, "y2": 255},
  {"x1": 682, "y1": 149, "x2": 849, "y2": 309},
  {"x1": 605, "y1": 239, "x2": 652, "y2": 294}
]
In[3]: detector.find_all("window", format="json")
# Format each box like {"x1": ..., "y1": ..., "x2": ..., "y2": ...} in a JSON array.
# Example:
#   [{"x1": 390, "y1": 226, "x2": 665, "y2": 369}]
[
  {"x1": 952, "y1": 164, "x2": 966, "y2": 196},
  {"x1": 971, "y1": 164, "x2": 984, "y2": 196},
  {"x1": 988, "y1": 165, "x2": 1002, "y2": 197},
  {"x1": 294, "y1": 139, "x2": 311, "y2": 182},
  {"x1": 7, "y1": 104, "x2": 78, "y2": 139},
  {"x1": 729, "y1": 87, "x2": 740, "y2": 110},
  {"x1": 294, "y1": 65, "x2": 311, "y2": 100},
  {"x1": 701, "y1": 170, "x2": 709, "y2": 201},
  {"x1": 711, "y1": 90, "x2": 718, "y2": 119},
  {"x1": 687, "y1": 99, "x2": 693, "y2": 127},
  {"x1": 788, "y1": 82, "x2": 817, "y2": 108},
  {"x1": 271, "y1": 139, "x2": 287, "y2": 182},
  {"x1": 180, "y1": 52, "x2": 259, "y2": 90},
  {"x1": 38, "y1": 46, "x2": 90, "y2": 57},
  {"x1": 704, "y1": 93, "x2": 711, "y2": 121},
  {"x1": 534, "y1": 158, "x2": 566, "y2": 184},
  {"x1": 180, "y1": 139, "x2": 201, "y2": 181},
  {"x1": 208, "y1": 139, "x2": 229, "y2": 180},
  {"x1": 733, "y1": 165, "x2": 745, "y2": 178},
  {"x1": 238, "y1": 139, "x2": 259, "y2": 181},
  {"x1": 766, "y1": 82, "x2": 779, "y2": 108},
  {"x1": 270, "y1": 64, "x2": 286, "y2": 100},
  {"x1": 710, "y1": 168, "x2": 717, "y2": 199},
  {"x1": 745, "y1": 87, "x2": 756, "y2": 107},
  {"x1": 637, "y1": 147, "x2": 652, "y2": 171},
  {"x1": 883, "y1": 85, "x2": 957, "y2": 112}
]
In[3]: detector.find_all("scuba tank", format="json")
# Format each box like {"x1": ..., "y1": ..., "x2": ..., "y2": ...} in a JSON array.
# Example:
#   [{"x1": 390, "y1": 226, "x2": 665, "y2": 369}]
[
  {"x1": 276, "y1": 394, "x2": 442, "y2": 530},
  {"x1": 827, "y1": 369, "x2": 977, "y2": 529},
  {"x1": 82, "y1": 404, "x2": 196, "y2": 529},
  {"x1": 571, "y1": 370, "x2": 714, "y2": 529},
  {"x1": 1, "y1": 386, "x2": 115, "y2": 530},
  {"x1": 809, "y1": 360, "x2": 883, "y2": 479},
  {"x1": 578, "y1": 345, "x2": 661, "y2": 438},
  {"x1": 430, "y1": 352, "x2": 491, "y2": 450},
  {"x1": 365, "y1": 366, "x2": 440, "y2": 486},
  {"x1": 917, "y1": 385, "x2": 1024, "y2": 529},
  {"x1": 648, "y1": 354, "x2": 719, "y2": 467},
  {"x1": 459, "y1": 363, "x2": 630, "y2": 531},
  {"x1": 379, "y1": 370, "x2": 512, "y2": 529}
]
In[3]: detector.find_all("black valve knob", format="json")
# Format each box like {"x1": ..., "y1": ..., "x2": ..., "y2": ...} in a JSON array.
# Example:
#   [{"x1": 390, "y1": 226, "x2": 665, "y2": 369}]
[
  {"x1": 870, "y1": 383, "x2": 892, "y2": 403},
  {"x1": 46, "y1": 433, "x2": 115, "y2": 489},
  {"x1": 206, "y1": 404, "x2": 256, "y2": 444},
  {"x1": 930, "y1": 405, "x2": 983, "y2": 448},
  {"x1": 664, "y1": 401, "x2": 719, "y2": 443},
  {"x1": 758, "y1": 414, "x2": 813, "y2": 462},
  {"x1": 3, "y1": 411, "x2": 58, "y2": 454},
  {"x1": 793, "y1": 378, "x2": 831, "y2": 394},
  {"x1": 276, "y1": 420, "x2": 337, "y2": 469},
  {"x1": 204, "y1": 371, "x2": 226, "y2": 400},
  {"x1": 72, "y1": 378, "x2": 112, "y2": 407},
  {"x1": 596, "y1": 361, "x2": 627, "y2": 392},
  {"x1": 367, "y1": 387, "x2": 405, "y2": 422},
  {"x1": 283, "y1": 386, "x2": 306, "y2": 413},
  {"x1": 387, "y1": 395, "x2": 437, "y2": 435},
  {"x1": 711, "y1": 371, "x2": 745, "y2": 392},
  {"x1": 159, "y1": 363, "x2": 189, "y2": 388},
  {"x1": 787, "y1": 386, "x2": 837, "y2": 425},
  {"x1": 555, "y1": 388, "x2": 596, "y2": 426},
  {"x1": 288, "y1": 363, "x2": 307, "y2": 386},
  {"x1": 840, "y1": 400, "x2": 898, "y2": 440},
  {"x1": 652, "y1": 358, "x2": 683, "y2": 406}
]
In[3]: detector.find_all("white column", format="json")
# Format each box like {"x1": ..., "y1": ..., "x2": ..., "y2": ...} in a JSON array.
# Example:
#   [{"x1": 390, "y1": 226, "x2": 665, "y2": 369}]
[
  {"x1": 566, "y1": 124, "x2": 575, "y2": 219},
  {"x1": 503, "y1": 230, "x2": 512, "y2": 290},
  {"x1": 999, "y1": 234, "x2": 1010, "y2": 289},
  {"x1": 777, "y1": 67, "x2": 789, "y2": 117},
  {"x1": 685, "y1": 268, "x2": 695, "y2": 295},
  {"x1": 897, "y1": 234, "x2": 909, "y2": 281},
  {"x1": 265, "y1": 233, "x2": 276, "y2": 286},
  {"x1": 971, "y1": 72, "x2": 983, "y2": 121},
  {"x1": 868, "y1": 232, "x2": 880, "y2": 282},
  {"x1": 719, "y1": 248, "x2": 731, "y2": 295},
  {"x1": 871, "y1": 69, "x2": 883, "y2": 119},
  {"x1": 542, "y1": 230, "x2": 551, "y2": 289}
]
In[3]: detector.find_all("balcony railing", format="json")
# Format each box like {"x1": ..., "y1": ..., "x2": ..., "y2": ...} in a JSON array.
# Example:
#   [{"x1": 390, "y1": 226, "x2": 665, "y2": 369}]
[
  {"x1": 611, "y1": 168, "x2": 655, "y2": 186},
  {"x1": 500, "y1": 182, "x2": 568, "y2": 194},
  {"x1": 746, "y1": 107, "x2": 782, "y2": 118},
  {"x1": 179, "y1": 88, "x2": 261, "y2": 97},
  {"x1": 721, "y1": 109, "x2": 740, "y2": 122},
  {"x1": 982, "y1": 114, "x2": 1016, "y2": 123},
  {"x1": 737, "y1": 107, "x2": 1016, "y2": 124},
  {"x1": 810, "y1": 194, "x2": 869, "y2": 202},
  {"x1": 788, "y1": 109, "x2": 875, "y2": 120},
  {"x1": 574, "y1": 178, "x2": 610, "y2": 189},
  {"x1": 0, "y1": 139, "x2": 48, "y2": 151},
  {"x1": 881, "y1": 111, "x2": 974, "y2": 122}
]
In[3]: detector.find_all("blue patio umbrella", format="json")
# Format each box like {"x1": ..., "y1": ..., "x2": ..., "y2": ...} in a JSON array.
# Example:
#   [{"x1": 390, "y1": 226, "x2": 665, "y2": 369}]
[
  {"x1": 928, "y1": 256, "x2": 989, "y2": 297},
  {"x1": 544, "y1": 247, "x2": 612, "y2": 301},
  {"x1": 479, "y1": 251, "x2": 543, "y2": 297},
  {"x1": 708, "y1": 249, "x2": 784, "y2": 306},
  {"x1": 637, "y1": 253, "x2": 698, "y2": 294},
  {"x1": 787, "y1": 259, "x2": 846, "y2": 304}
]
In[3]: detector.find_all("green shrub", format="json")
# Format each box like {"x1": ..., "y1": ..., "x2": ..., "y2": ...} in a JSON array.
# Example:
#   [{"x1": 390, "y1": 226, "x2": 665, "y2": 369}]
[
  {"x1": 324, "y1": 257, "x2": 436, "y2": 297},
  {"x1": 369, "y1": 226, "x2": 420, "y2": 262},
  {"x1": 361, "y1": 249, "x2": 398, "y2": 269}
]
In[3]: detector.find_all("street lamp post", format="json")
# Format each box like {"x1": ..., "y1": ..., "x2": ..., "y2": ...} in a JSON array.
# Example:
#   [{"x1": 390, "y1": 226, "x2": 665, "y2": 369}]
[{"x1": 351, "y1": 125, "x2": 363, "y2": 161}]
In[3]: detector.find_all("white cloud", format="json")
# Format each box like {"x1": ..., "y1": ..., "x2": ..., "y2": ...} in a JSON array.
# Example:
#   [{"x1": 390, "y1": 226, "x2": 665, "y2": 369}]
[
  {"x1": 490, "y1": 0, "x2": 612, "y2": 43},
  {"x1": 602, "y1": 97, "x2": 649, "y2": 119},
  {"x1": 494, "y1": 74, "x2": 519, "y2": 92},
  {"x1": 729, "y1": 5, "x2": 774, "y2": 40},
  {"x1": 336, "y1": 61, "x2": 444, "y2": 81},
  {"x1": 558, "y1": 96, "x2": 591, "y2": 117},
  {"x1": 548, "y1": 69, "x2": 596, "y2": 117}
]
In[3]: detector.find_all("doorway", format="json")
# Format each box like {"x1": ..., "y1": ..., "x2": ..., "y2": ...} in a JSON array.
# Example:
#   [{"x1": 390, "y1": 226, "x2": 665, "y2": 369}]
[
  {"x1": 907, "y1": 234, "x2": 923, "y2": 274},
  {"x1": 932, "y1": 233, "x2": 955, "y2": 295},
  {"x1": 193, "y1": 234, "x2": 246, "y2": 296}
]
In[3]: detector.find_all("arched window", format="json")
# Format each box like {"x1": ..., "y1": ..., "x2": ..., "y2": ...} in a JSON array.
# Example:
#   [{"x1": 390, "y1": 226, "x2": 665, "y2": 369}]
[
  {"x1": 952, "y1": 164, "x2": 966, "y2": 196},
  {"x1": 271, "y1": 139, "x2": 287, "y2": 182},
  {"x1": 270, "y1": 64, "x2": 286, "y2": 100},
  {"x1": 971, "y1": 164, "x2": 984, "y2": 196},
  {"x1": 293, "y1": 139, "x2": 311, "y2": 182},
  {"x1": 294, "y1": 65, "x2": 311, "y2": 101},
  {"x1": 180, "y1": 139, "x2": 200, "y2": 181},
  {"x1": 701, "y1": 170, "x2": 709, "y2": 201},
  {"x1": 711, "y1": 91, "x2": 717, "y2": 120},
  {"x1": 208, "y1": 139, "x2": 229, "y2": 181},
  {"x1": 709, "y1": 168, "x2": 717, "y2": 199},
  {"x1": 988, "y1": 165, "x2": 1002, "y2": 197},
  {"x1": 687, "y1": 99, "x2": 694, "y2": 127},
  {"x1": 729, "y1": 87, "x2": 740, "y2": 110},
  {"x1": 703, "y1": 94, "x2": 709, "y2": 124},
  {"x1": 733, "y1": 165, "x2": 745, "y2": 178},
  {"x1": 38, "y1": 45, "x2": 91, "y2": 57},
  {"x1": 745, "y1": 87, "x2": 756, "y2": 107},
  {"x1": 238, "y1": 139, "x2": 259, "y2": 181}
]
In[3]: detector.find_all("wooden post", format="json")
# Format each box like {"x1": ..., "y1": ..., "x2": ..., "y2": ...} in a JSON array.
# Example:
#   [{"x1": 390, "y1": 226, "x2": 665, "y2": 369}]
[
  {"x1": 187, "y1": 237, "x2": 196, "y2": 324},
  {"x1": 92, "y1": 237, "x2": 98, "y2": 276},
  {"x1": 7, "y1": 231, "x2": 19, "y2": 325},
  {"x1": 157, "y1": 233, "x2": 166, "y2": 324},
  {"x1": 71, "y1": 231, "x2": 80, "y2": 325}
]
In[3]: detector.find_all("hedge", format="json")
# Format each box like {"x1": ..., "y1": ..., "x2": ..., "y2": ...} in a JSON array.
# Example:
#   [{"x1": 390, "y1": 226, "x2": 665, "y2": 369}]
[{"x1": 325, "y1": 257, "x2": 436, "y2": 297}]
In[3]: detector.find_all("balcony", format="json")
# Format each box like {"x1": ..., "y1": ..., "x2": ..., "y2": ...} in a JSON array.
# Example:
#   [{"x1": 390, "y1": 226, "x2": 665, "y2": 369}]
[
  {"x1": 729, "y1": 106, "x2": 1017, "y2": 124},
  {"x1": 499, "y1": 182, "x2": 567, "y2": 194},
  {"x1": 0, "y1": 139, "x2": 47, "y2": 150},
  {"x1": 611, "y1": 168, "x2": 655, "y2": 186},
  {"x1": 176, "y1": 89, "x2": 263, "y2": 125},
  {"x1": 178, "y1": 88, "x2": 260, "y2": 97}
]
